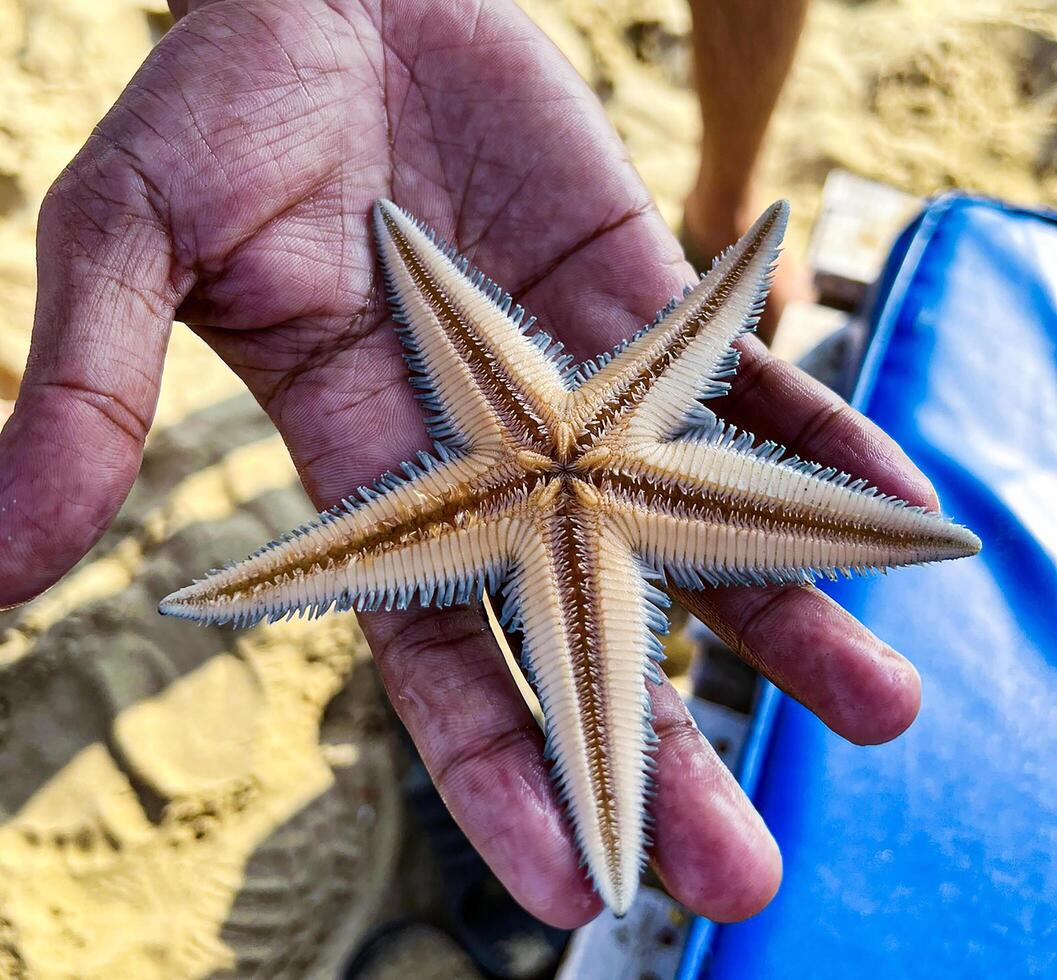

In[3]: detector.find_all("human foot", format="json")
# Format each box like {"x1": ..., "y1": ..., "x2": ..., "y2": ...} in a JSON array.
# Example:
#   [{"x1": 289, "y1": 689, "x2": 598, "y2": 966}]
[{"x1": 682, "y1": 185, "x2": 816, "y2": 346}]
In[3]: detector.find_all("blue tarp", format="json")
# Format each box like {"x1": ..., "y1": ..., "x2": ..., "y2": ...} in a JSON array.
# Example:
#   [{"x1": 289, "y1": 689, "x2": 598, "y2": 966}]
[{"x1": 701, "y1": 195, "x2": 1057, "y2": 977}]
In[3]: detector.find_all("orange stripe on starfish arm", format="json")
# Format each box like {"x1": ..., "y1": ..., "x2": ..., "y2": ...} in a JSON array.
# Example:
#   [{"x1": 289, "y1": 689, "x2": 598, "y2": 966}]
[
  {"x1": 569, "y1": 201, "x2": 788, "y2": 448},
  {"x1": 602, "y1": 438, "x2": 980, "y2": 588},
  {"x1": 502, "y1": 500, "x2": 662, "y2": 916},
  {"x1": 159, "y1": 453, "x2": 536, "y2": 626},
  {"x1": 375, "y1": 200, "x2": 573, "y2": 456}
]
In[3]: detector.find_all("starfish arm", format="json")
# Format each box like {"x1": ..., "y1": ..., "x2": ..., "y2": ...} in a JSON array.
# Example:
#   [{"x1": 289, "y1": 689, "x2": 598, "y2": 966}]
[
  {"x1": 159, "y1": 452, "x2": 531, "y2": 626},
  {"x1": 500, "y1": 482, "x2": 664, "y2": 916},
  {"x1": 569, "y1": 202, "x2": 787, "y2": 449},
  {"x1": 603, "y1": 426, "x2": 982, "y2": 587},
  {"x1": 374, "y1": 200, "x2": 572, "y2": 455}
]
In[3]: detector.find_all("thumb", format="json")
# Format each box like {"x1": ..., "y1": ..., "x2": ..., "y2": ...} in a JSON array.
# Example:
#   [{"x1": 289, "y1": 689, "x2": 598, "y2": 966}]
[{"x1": 0, "y1": 139, "x2": 177, "y2": 606}]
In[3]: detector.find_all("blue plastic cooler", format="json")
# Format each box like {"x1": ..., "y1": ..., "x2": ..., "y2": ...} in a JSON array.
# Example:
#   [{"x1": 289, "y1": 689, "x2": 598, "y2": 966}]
[{"x1": 681, "y1": 195, "x2": 1057, "y2": 978}]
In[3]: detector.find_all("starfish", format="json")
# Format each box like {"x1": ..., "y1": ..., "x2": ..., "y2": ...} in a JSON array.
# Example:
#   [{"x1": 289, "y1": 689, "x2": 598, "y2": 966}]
[{"x1": 160, "y1": 198, "x2": 980, "y2": 915}]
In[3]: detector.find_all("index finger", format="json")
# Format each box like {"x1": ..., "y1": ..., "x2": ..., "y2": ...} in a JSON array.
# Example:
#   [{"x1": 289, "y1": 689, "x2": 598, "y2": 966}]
[{"x1": 721, "y1": 334, "x2": 938, "y2": 509}]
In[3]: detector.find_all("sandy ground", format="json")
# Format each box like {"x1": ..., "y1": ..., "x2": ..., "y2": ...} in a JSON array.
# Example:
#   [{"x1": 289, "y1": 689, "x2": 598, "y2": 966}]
[
  {"x1": 0, "y1": 0, "x2": 1054, "y2": 976},
  {"x1": 0, "y1": 396, "x2": 403, "y2": 978}
]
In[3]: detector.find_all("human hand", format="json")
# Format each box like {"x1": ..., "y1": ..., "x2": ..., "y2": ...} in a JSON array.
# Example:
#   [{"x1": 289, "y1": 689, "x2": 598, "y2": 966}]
[{"x1": 0, "y1": 0, "x2": 932, "y2": 927}]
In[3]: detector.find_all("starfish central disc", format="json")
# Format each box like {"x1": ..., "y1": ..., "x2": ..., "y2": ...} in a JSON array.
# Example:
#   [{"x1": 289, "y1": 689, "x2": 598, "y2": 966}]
[{"x1": 160, "y1": 198, "x2": 980, "y2": 915}]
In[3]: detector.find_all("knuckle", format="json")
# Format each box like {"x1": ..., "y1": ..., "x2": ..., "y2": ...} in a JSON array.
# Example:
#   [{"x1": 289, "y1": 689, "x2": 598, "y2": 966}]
[
  {"x1": 376, "y1": 607, "x2": 489, "y2": 665},
  {"x1": 795, "y1": 399, "x2": 855, "y2": 456},
  {"x1": 734, "y1": 586, "x2": 803, "y2": 664},
  {"x1": 653, "y1": 713, "x2": 701, "y2": 747},
  {"x1": 433, "y1": 722, "x2": 537, "y2": 797},
  {"x1": 733, "y1": 346, "x2": 779, "y2": 402}
]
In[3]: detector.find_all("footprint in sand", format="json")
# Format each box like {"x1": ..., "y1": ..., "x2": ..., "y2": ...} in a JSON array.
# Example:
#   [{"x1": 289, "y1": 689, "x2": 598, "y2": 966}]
[{"x1": 0, "y1": 395, "x2": 400, "y2": 979}]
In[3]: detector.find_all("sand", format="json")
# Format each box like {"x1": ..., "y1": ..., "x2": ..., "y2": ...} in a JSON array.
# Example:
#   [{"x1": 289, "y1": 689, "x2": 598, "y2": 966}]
[
  {"x1": 0, "y1": 0, "x2": 1053, "y2": 976},
  {"x1": 520, "y1": 0, "x2": 1057, "y2": 254},
  {"x1": 0, "y1": 396, "x2": 401, "y2": 978}
]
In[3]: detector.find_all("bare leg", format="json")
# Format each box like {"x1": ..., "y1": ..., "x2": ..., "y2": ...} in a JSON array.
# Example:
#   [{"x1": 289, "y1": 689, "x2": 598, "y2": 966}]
[{"x1": 684, "y1": 0, "x2": 812, "y2": 344}]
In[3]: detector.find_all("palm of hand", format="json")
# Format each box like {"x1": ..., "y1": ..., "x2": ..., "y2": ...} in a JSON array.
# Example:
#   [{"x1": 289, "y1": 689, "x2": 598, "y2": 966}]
[{"x1": 2, "y1": 0, "x2": 932, "y2": 927}]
